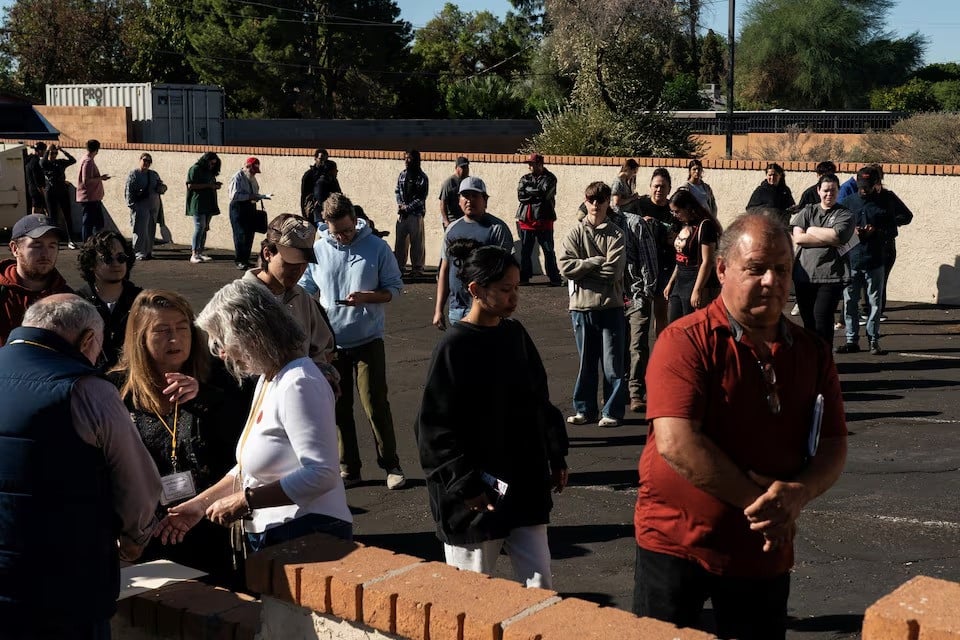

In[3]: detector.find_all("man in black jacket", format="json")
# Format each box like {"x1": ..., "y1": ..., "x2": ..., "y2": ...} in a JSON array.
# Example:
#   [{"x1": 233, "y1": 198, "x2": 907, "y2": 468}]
[{"x1": 516, "y1": 153, "x2": 561, "y2": 285}]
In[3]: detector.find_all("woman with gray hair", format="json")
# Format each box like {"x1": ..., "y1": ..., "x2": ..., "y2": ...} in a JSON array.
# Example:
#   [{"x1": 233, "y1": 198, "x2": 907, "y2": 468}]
[{"x1": 155, "y1": 279, "x2": 351, "y2": 553}]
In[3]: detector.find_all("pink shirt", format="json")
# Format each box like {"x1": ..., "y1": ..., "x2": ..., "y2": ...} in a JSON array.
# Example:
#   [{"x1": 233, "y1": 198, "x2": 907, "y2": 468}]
[{"x1": 76, "y1": 154, "x2": 104, "y2": 202}]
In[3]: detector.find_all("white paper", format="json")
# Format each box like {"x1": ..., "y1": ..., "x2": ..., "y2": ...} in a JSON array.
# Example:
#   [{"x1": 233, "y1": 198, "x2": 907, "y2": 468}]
[{"x1": 118, "y1": 560, "x2": 207, "y2": 600}]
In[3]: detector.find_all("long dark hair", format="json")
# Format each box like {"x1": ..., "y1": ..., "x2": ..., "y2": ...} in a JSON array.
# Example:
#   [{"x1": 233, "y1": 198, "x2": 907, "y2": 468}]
[
  {"x1": 448, "y1": 239, "x2": 519, "y2": 289},
  {"x1": 671, "y1": 189, "x2": 723, "y2": 233}
]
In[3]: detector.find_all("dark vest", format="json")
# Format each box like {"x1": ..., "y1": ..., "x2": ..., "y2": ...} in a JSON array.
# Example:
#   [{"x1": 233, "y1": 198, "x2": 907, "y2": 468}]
[{"x1": 0, "y1": 327, "x2": 120, "y2": 624}]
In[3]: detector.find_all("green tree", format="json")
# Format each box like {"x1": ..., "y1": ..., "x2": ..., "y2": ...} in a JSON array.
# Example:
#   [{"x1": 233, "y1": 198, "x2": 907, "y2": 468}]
[
  {"x1": 412, "y1": 3, "x2": 535, "y2": 118},
  {"x1": 530, "y1": 0, "x2": 702, "y2": 157},
  {"x1": 181, "y1": 0, "x2": 413, "y2": 118},
  {"x1": 869, "y1": 78, "x2": 939, "y2": 112},
  {"x1": 699, "y1": 29, "x2": 725, "y2": 88},
  {"x1": 931, "y1": 80, "x2": 960, "y2": 111},
  {"x1": 736, "y1": 0, "x2": 926, "y2": 109},
  {"x1": 0, "y1": 0, "x2": 149, "y2": 100},
  {"x1": 662, "y1": 73, "x2": 709, "y2": 110}
]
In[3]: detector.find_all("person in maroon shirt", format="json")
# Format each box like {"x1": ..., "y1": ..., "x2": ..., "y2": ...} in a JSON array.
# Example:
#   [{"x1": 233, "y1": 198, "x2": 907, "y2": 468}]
[{"x1": 633, "y1": 213, "x2": 847, "y2": 639}]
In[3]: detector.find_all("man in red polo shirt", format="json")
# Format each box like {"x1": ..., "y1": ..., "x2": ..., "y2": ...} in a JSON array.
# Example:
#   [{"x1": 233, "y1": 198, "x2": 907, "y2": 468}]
[{"x1": 634, "y1": 213, "x2": 847, "y2": 639}]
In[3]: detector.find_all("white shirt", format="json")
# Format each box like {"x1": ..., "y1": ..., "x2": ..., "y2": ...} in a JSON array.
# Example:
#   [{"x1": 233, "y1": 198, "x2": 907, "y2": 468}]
[{"x1": 233, "y1": 357, "x2": 351, "y2": 533}]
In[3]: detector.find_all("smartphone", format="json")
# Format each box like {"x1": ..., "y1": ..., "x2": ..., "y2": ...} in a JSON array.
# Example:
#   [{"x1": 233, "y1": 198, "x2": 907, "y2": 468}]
[{"x1": 335, "y1": 299, "x2": 349, "y2": 305}]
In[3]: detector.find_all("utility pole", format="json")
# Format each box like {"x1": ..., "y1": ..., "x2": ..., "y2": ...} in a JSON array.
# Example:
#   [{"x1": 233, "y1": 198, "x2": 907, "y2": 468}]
[{"x1": 726, "y1": 0, "x2": 735, "y2": 159}]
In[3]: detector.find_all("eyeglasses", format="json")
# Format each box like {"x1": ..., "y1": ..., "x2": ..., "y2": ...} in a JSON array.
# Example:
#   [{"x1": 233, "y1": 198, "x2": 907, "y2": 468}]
[
  {"x1": 99, "y1": 253, "x2": 129, "y2": 265},
  {"x1": 759, "y1": 361, "x2": 781, "y2": 415}
]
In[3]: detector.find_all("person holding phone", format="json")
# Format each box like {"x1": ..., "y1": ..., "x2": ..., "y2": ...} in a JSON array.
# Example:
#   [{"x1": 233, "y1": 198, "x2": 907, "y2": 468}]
[
  {"x1": 416, "y1": 239, "x2": 568, "y2": 588},
  {"x1": 298, "y1": 193, "x2": 407, "y2": 490}
]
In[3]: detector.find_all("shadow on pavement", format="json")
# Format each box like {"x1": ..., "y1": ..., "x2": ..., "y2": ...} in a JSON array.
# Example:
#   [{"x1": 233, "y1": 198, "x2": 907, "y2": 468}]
[
  {"x1": 567, "y1": 434, "x2": 648, "y2": 448},
  {"x1": 567, "y1": 469, "x2": 639, "y2": 490},
  {"x1": 845, "y1": 409, "x2": 942, "y2": 422},
  {"x1": 787, "y1": 613, "x2": 864, "y2": 634}
]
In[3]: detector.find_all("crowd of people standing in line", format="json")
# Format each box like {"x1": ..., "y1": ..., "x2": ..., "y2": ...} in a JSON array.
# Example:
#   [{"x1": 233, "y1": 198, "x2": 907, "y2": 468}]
[{"x1": 3, "y1": 144, "x2": 914, "y2": 639}]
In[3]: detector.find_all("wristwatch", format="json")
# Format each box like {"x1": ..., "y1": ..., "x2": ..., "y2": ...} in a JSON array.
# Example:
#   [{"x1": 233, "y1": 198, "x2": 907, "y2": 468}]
[{"x1": 243, "y1": 486, "x2": 255, "y2": 514}]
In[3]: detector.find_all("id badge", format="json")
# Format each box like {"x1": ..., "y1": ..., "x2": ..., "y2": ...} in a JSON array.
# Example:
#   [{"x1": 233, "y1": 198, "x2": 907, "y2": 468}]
[{"x1": 160, "y1": 471, "x2": 197, "y2": 505}]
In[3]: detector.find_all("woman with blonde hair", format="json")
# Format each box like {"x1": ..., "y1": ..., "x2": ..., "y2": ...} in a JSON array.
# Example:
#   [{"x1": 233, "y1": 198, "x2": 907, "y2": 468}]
[{"x1": 109, "y1": 290, "x2": 239, "y2": 583}]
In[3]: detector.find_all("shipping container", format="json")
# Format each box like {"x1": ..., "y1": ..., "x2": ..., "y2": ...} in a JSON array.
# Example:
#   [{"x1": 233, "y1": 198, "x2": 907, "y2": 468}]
[{"x1": 45, "y1": 83, "x2": 224, "y2": 145}]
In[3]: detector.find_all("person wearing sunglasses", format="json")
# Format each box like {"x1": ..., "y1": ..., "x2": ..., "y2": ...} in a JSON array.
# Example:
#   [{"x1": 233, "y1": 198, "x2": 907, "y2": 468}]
[
  {"x1": 75, "y1": 230, "x2": 142, "y2": 369},
  {"x1": 634, "y1": 212, "x2": 848, "y2": 640},
  {"x1": 558, "y1": 181, "x2": 627, "y2": 428}
]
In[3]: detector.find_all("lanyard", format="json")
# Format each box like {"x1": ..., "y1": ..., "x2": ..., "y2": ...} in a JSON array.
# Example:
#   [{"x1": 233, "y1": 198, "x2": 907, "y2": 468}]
[
  {"x1": 154, "y1": 401, "x2": 180, "y2": 469},
  {"x1": 236, "y1": 379, "x2": 272, "y2": 478}
]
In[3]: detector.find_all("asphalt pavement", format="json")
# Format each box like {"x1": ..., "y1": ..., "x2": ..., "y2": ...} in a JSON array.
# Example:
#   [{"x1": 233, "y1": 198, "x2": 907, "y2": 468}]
[{"x1": 35, "y1": 241, "x2": 960, "y2": 638}]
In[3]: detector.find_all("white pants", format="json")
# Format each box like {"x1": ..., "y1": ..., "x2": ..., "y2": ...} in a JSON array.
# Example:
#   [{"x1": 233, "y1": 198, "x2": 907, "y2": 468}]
[{"x1": 443, "y1": 524, "x2": 553, "y2": 589}]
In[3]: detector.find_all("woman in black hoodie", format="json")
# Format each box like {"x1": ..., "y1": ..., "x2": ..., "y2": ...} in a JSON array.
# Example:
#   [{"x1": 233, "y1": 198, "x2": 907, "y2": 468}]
[
  {"x1": 416, "y1": 239, "x2": 568, "y2": 589},
  {"x1": 746, "y1": 163, "x2": 795, "y2": 217}
]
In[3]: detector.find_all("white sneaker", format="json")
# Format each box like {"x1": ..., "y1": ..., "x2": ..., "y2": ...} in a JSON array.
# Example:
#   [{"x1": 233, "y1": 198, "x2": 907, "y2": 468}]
[
  {"x1": 790, "y1": 304, "x2": 800, "y2": 316},
  {"x1": 598, "y1": 416, "x2": 620, "y2": 427},
  {"x1": 386, "y1": 467, "x2": 406, "y2": 490},
  {"x1": 198, "y1": 254, "x2": 213, "y2": 262},
  {"x1": 340, "y1": 470, "x2": 361, "y2": 488},
  {"x1": 67, "y1": 241, "x2": 78, "y2": 250},
  {"x1": 190, "y1": 254, "x2": 203, "y2": 264},
  {"x1": 566, "y1": 413, "x2": 589, "y2": 425}
]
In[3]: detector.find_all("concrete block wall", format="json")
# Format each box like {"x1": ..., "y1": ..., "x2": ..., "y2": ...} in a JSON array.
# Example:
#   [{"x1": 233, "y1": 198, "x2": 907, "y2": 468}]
[
  {"x1": 245, "y1": 533, "x2": 715, "y2": 640},
  {"x1": 2, "y1": 141, "x2": 958, "y2": 304},
  {"x1": 862, "y1": 576, "x2": 960, "y2": 639},
  {"x1": 110, "y1": 535, "x2": 960, "y2": 640}
]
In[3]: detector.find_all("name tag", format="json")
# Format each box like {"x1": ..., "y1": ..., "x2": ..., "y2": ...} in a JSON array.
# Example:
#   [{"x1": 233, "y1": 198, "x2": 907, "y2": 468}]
[{"x1": 160, "y1": 471, "x2": 197, "y2": 505}]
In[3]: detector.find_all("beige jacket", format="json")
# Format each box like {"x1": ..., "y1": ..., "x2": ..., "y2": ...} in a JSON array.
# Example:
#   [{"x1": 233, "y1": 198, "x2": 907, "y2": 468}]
[
  {"x1": 243, "y1": 269, "x2": 339, "y2": 382},
  {"x1": 558, "y1": 217, "x2": 626, "y2": 311}
]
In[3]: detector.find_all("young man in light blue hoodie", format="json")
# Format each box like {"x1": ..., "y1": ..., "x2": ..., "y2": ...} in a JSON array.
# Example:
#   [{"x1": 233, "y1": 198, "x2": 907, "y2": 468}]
[{"x1": 299, "y1": 193, "x2": 406, "y2": 490}]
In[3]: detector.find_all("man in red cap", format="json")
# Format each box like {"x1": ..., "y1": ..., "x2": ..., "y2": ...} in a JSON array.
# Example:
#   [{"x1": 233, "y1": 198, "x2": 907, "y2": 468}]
[
  {"x1": 228, "y1": 157, "x2": 270, "y2": 270},
  {"x1": 516, "y1": 153, "x2": 561, "y2": 286},
  {"x1": 0, "y1": 214, "x2": 73, "y2": 344}
]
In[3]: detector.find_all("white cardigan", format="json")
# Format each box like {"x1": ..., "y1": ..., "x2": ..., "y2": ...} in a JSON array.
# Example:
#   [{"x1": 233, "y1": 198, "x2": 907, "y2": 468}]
[{"x1": 233, "y1": 357, "x2": 351, "y2": 533}]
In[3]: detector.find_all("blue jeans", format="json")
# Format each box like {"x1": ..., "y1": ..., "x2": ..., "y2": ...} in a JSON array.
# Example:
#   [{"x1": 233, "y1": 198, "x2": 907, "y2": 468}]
[
  {"x1": 844, "y1": 265, "x2": 885, "y2": 342},
  {"x1": 80, "y1": 201, "x2": 104, "y2": 242},
  {"x1": 519, "y1": 228, "x2": 561, "y2": 283},
  {"x1": 449, "y1": 306, "x2": 468, "y2": 325},
  {"x1": 192, "y1": 213, "x2": 210, "y2": 253},
  {"x1": 246, "y1": 513, "x2": 353, "y2": 553},
  {"x1": 571, "y1": 308, "x2": 627, "y2": 419}
]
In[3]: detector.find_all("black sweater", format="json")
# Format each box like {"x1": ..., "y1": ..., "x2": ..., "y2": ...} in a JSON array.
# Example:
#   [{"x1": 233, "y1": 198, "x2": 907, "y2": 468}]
[{"x1": 415, "y1": 318, "x2": 568, "y2": 544}]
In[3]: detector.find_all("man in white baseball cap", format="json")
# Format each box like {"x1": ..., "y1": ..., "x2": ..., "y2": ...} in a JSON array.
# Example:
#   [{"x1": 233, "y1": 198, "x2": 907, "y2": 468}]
[{"x1": 432, "y1": 177, "x2": 515, "y2": 329}]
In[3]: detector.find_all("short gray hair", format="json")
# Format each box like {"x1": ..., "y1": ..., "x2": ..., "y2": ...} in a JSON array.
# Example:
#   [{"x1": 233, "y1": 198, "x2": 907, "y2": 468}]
[
  {"x1": 22, "y1": 295, "x2": 104, "y2": 339},
  {"x1": 196, "y1": 279, "x2": 305, "y2": 380}
]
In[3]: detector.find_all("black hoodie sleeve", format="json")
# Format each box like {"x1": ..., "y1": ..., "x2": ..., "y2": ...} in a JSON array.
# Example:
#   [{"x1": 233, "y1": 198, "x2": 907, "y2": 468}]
[
  {"x1": 519, "y1": 324, "x2": 568, "y2": 469},
  {"x1": 415, "y1": 333, "x2": 487, "y2": 501}
]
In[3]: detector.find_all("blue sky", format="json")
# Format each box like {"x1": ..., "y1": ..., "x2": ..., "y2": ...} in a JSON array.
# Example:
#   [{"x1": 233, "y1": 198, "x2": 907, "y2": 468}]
[{"x1": 397, "y1": 0, "x2": 960, "y2": 64}]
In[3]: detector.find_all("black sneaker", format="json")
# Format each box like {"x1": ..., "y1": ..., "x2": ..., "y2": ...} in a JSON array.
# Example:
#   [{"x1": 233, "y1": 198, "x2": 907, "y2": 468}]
[
  {"x1": 870, "y1": 340, "x2": 886, "y2": 355},
  {"x1": 340, "y1": 471, "x2": 362, "y2": 488},
  {"x1": 835, "y1": 342, "x2": 861, "y2": 354}
]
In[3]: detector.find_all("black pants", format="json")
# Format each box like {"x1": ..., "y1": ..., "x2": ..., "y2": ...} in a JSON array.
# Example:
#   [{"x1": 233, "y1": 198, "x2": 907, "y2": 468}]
[
  {"x1": 44, "y1": 186, "x2": 76, "y2": 240},
  {"x1": 230, "y1": 200, "x2": 257, "y2": 266},
  {"x1": 795, "y1": 281, "x2": 843, "y2": 345},
  {"x1": 668, "y1": 265, "x2": 718, "y2": 323},
  {"x1": 632, "y1": 545, "x2": 790, "y2": 640}
]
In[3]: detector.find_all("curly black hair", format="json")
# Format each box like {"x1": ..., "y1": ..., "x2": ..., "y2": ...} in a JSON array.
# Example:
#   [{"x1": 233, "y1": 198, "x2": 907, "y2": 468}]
[{"x1": 77, "y1": 230, "x2": 135, "y2": 285}]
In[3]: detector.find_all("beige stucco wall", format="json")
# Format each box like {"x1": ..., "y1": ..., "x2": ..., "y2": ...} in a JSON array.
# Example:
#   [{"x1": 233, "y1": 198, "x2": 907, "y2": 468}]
[{"x1": 86, "y1": 149, "x2": 959, "y2": 305}]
